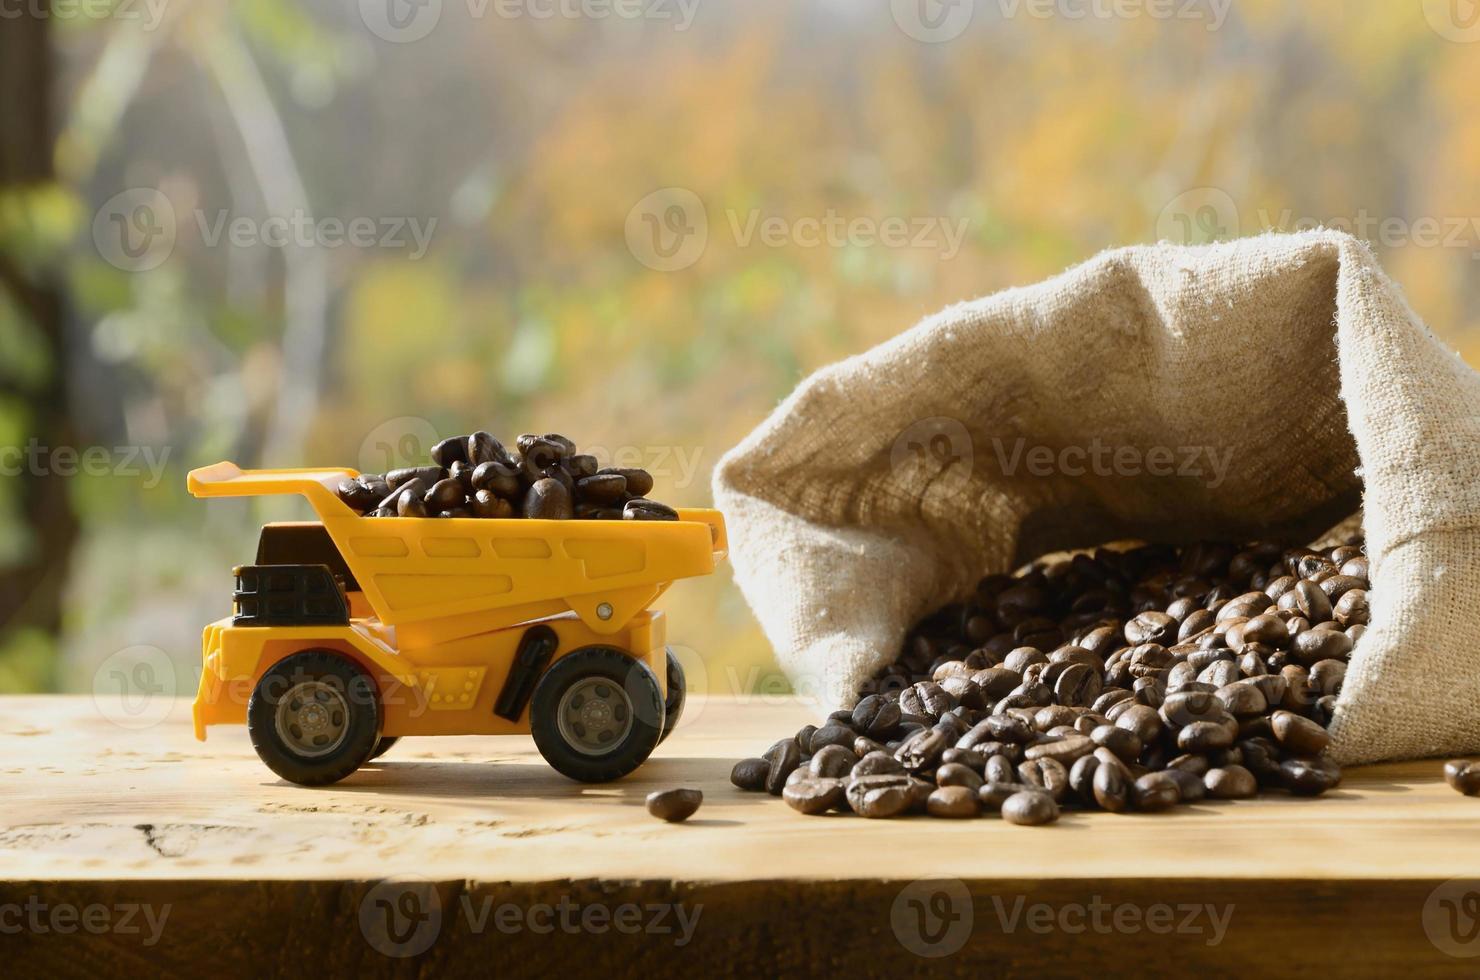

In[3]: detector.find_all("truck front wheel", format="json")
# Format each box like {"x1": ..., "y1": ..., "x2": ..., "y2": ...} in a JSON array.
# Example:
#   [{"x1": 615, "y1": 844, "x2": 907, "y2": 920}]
[
  {"x1": 247, "y1": 649, "x2": 382, "y2": 786},
  {"x1": 530, "y1": 647, "x2": 664, "y2": 782}
]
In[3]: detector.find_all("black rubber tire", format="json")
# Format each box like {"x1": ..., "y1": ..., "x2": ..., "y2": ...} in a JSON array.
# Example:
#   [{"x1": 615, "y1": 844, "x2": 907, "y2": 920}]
[
  {"x1": 369, "y1": 736, "x2": 400, "y2": 760},
  {"x1": 247, "y1": 649, "x2": 381, "y2": 786},
  {"x1": 658, "y1": 647, "x2": 686, "y2": 745},
  {"x1": 530, "y1": 646, "x2": 664, "y2": 783}
]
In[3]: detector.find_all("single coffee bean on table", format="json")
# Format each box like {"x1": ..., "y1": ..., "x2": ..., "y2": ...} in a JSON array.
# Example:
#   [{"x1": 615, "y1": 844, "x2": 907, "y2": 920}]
[
  {"x1": 335, "y1": 429, "x2": 678, "y2": 522},
  {"x1": 733, "y1": 536, "x2": 1366, "y2": 823},
  {"x1": 1444, "y1": 759, "x2": 1480, "y2": 796},
  {"x1": 646, "y1": 788, "x2": 703, "y2": 822}
]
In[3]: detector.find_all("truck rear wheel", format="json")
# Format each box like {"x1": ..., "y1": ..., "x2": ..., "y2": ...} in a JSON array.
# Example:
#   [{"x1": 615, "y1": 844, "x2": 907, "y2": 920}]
[
  {"x1": 530, "y1": 647, "x2": 664, "y2": 782},
  {"x1": 247, "y1": 649, "x2": 381, "y2": 786},
  {"x1": 658, "y1": 647, "x2": 686, "y2": 744}
]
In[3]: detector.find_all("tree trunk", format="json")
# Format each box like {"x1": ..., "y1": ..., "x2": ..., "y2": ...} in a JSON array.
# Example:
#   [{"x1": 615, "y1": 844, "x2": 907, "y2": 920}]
[{"x1": 0, "y1": 13, "x2": 80, "y2": 674}]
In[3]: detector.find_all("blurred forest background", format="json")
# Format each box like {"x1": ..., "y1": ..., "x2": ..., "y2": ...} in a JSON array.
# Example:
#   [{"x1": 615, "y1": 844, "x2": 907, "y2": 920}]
[{"x1": 1, "y1": 0, "x2": 1478, "y2": 697}]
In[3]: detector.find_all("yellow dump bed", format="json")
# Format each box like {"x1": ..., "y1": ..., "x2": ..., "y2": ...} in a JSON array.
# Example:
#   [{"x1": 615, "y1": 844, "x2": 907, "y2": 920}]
[{"x1": 188, "y1": 462, "x2": 726, "y2": 635}]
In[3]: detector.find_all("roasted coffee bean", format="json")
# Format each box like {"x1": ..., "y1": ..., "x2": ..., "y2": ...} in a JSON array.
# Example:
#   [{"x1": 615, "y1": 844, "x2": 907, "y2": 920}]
[
  {"x1": 386, "y1": 466, "x2": 446, "y2": 492},
  {"x1": 602, "y1": 467, "x2": 654, "y2": 497},
  {"x1": 763, "y1": 739, "x2": 801, "y2": 795},
  {"x1": 336, "y1": 478, "x2": 380, "y2": 512},
  {"x1": 624, "y1": 498, "x2": 679, "y2": 522},
  {"x1": 1271, "y1": 710, "x2": 1330, "y2": 757},
  {"x1": 852, "y1": 750, "x2": 905, "y2": 778},
  {"x1": 1132, "y1": 772, "x2": 1181, "y2": 812},
  {"x1": 523, "y1": 478, "x2": 573, "y2": 520},
  {"x1": 396, "y1": 480, "x2": 430, "y2": 517},
  {"x1": 981, "y1": 753, "x2": 1015, "y2": 785},
  {"x1": 1001, "y1": 789, "x2": 1059, "y2": 826},
  {"x1": 934, "y1": 762, "x2": 984, "y2": 792},
  {"x1": 1024, "y1": 734, "x2": 1094, "y2": 766},
  {"x1": 1018, "y1": 757, "x2": 1070, "y2": 802},
  {"x1": 471, "y1": 460, "x2": 522, "y2": 497},
  {"x1": 1069, "y1": 753, "x2": 1101, "y2": 803},
  {"x1": 1126, "y1": 611, "x2": 1177, "y2": 646},
  {"x1": 646, "y1": 788, "x2": 702, "y2": 822},
  {"x1": 927, "y1": 785, "x2": 981, "y2": 818},
  {"x1": 810, "y1": 744, "x2": 857, "y2": 778},
  {"x1": 470, "y1": 489, "x2": 515, "y2": 519},
  {"x1": 567, "y1": 453, "x2": 599, "y2": 479},
  {"x1": 846, "y1": 774, "x2": 918, "y2": 818},
  {"x1": 1091, "y1": 758, "x2": 1131, "y2": 812},
  {"x1": 1293, "y1": 581, "x2": 1332, "y2": 622},
  {"x1": 575, "y1": 473, "x2": 628, "y2": 505},
  {"x1": 1163, "y1": 767, "x2": 1206, "y2": 803},
  {"x1": 784, "y1": 777, "x2": 845, "y2": 815},
  {"x1": 808, "y1": 724, "x2": 855, "y2": 753},
  {"x1": 1204, "y1": 765, "x2": 1257, "y2": 799},
  {"x1": 1443, "y1": 759, "x2": 1480, "y2": 796},
  {"x1": 430, "y1": 435, "x2": 470, "y2": 468},
  {"x1": 730, "y1": 758, "x2": 770, "y2": 791},
  {"x1": 895, "y1": 728, "x2": 947, "y2": 771},
  {"x1": 1280, "y1": 756, "x2": 1342, "y2": 795},
  {"x1": 1333, "y1": 589, "x2": 1369, "y2": 627},
  {"x1": 851, "y1": 694, "x2": 901, "y2": 738},
  {"x1": 425, "y1": 477, "x2": 465, "y2": 512}
]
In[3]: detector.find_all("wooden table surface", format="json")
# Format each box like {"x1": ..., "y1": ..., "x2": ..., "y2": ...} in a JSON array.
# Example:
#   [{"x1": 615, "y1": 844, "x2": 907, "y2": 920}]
[{"x1": 4, "y1": 695, "x2": 1479, "y2": 976}]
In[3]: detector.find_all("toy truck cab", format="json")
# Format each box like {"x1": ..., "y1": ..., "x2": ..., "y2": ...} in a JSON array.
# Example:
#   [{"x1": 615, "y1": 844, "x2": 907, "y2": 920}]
[{"x1": 189, "y1": 462, "x2": 726, "y2": 786}]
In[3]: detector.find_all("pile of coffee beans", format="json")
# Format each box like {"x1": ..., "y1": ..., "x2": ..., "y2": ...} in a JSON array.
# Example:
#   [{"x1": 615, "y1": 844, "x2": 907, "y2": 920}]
[
  {"x1": 335, "y1": 431, "x2": 677, "y2": 521},
  {"x1": 732, "y1": 539, "x2": 1369, "y2": 822}
]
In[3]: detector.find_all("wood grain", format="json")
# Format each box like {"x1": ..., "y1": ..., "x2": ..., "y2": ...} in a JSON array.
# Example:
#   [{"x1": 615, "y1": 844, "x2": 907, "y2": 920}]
[{"x1": 3, "y1": 696, "x2": 1478, "y2": 975}]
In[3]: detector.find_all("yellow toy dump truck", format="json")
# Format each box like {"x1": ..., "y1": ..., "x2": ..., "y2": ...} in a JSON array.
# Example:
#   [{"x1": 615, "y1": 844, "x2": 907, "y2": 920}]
[{"x1": 188, "y1": 462, "x2": 726, "y2": 786}]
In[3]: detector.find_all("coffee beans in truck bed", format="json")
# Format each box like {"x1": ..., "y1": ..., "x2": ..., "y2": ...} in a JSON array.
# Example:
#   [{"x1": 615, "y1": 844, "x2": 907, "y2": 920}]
[
  {"x1": 733, "y1": 539, "x2": 1369, "y2": 821},
  {"x1": 336, "y1": 430, "x2": 678, "y2": 521}
]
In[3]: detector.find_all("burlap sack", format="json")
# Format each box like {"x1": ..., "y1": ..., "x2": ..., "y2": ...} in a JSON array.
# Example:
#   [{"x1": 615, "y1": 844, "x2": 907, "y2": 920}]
[{"x1": 713, "y1": 230, "x2": 1480, "y2": 765}]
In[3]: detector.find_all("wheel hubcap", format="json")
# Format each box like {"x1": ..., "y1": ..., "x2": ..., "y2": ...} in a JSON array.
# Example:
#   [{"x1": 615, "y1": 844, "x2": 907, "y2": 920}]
[
  {"x1": 275, "y1": 681, "x2": 350, "y2": 757},
  {"x1": 556, "y1": 678, "x2": 633, "y2": 756}
]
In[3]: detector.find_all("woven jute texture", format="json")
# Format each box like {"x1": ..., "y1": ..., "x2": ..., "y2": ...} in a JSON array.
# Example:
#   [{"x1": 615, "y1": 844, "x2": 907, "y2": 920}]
[{"x1": 714, "y1": 231, "x2": 1480, "y2": 764}]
